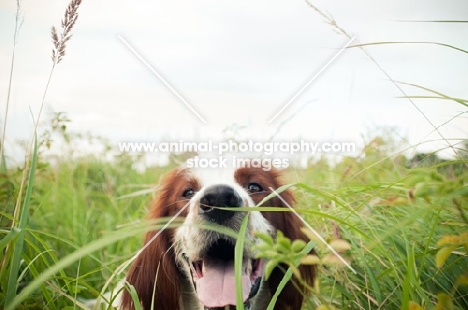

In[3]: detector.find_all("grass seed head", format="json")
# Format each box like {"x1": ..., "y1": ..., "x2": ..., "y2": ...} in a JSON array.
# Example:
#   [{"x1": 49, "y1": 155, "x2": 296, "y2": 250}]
[{"x1": 51, "y1": 0, "x2": 82, "y2": 64}]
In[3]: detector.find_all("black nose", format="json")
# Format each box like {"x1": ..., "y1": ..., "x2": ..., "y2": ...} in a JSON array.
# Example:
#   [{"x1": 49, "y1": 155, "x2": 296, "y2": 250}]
[{"x1": 199, "y1": 184, "x2": 243, "y2": 223}]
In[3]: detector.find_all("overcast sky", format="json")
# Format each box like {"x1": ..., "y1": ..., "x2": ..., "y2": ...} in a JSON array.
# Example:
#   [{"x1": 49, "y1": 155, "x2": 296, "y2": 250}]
[{"x1": 1, "y1": 0, "x2": 467, "y2": 164}]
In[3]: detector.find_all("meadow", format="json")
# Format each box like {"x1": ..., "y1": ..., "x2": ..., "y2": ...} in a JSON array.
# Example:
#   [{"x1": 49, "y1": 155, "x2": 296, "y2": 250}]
[
  {"x1": 1, "y1": 120, "x2": 467, "y2": 309},
  {"x1": 1, "y1": 0, "x2": 467, "y2": 309}
]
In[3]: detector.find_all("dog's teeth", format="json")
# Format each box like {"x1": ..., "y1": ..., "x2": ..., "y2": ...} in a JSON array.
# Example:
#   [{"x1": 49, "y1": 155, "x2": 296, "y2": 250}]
[
  {"x1": 245, "y1": 259, "x2": 252, "y2": 275},
  {"x1": 191, "y1": 261, "x2": 204, "y2": 278}
]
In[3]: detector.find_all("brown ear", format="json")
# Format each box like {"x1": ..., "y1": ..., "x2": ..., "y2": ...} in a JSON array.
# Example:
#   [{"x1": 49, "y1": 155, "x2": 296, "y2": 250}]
[
  {"x1": 263, "y1": 186, "x2": 316, "y2": 310},
  {"x1": 120, "y1": 231, "x2": 180, "y2": 310},
  {"x1": 120, "y1": 170, "x2": 182, "y2": 310}
]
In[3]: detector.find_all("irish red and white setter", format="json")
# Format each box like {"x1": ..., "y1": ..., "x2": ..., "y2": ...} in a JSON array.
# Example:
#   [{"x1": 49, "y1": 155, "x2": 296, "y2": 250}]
[{"x1": 120, "y1": 165, "x2": 315, "y2": 310}]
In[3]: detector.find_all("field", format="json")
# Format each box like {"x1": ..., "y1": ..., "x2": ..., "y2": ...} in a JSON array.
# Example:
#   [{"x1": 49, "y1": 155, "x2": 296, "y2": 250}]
[
  {"x1": 1, "y1": 128, "x2": 467, "y2": 309},
  {"x1": 1, "y1": 1, "x2": 467, "y2": 309}
]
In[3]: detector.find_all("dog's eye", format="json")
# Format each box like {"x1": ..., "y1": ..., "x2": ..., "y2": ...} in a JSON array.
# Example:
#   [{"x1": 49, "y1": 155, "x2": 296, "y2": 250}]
[
  {"x1": 182, "y1": 189, "x2": 195, "y2": 198},
  {"x1": 248, "y1": 183, "x2": 263, "y2": 193}
]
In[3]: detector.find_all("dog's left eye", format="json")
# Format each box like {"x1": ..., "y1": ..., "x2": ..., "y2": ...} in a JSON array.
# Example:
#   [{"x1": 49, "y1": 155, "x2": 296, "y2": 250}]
[
  {"x1": 247, "y1": 183, "x2": 263, "y2": 193},
  {"x1": 182, "y1": 189, "x2": 195, "y2": 198}
]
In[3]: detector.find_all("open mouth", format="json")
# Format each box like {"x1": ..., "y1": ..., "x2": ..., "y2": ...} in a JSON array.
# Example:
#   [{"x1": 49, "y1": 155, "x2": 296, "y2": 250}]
[{"x1": 188, "y1": 239, "x2": 264, "y2": 309}]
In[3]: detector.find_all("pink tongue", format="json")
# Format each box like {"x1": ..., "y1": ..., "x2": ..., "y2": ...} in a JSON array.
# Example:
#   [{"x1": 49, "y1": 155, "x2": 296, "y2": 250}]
[{"x1": 196, "y1": 259, "x2": 251, "y2": 308}]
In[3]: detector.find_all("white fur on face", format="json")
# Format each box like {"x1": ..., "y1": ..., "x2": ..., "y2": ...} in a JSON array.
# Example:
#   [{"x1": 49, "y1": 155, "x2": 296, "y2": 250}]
[{"x1": 174, "y1": 167, "x2": 273, "y2": 266}]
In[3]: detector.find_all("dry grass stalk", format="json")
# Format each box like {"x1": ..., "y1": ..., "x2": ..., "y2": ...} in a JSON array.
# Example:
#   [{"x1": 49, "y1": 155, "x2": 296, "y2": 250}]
[{"x1": 51, "y1": 0, "x2": 83, "y2": 64}]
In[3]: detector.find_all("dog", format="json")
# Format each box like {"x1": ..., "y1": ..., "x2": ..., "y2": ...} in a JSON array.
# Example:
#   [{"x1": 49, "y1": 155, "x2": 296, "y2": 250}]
[{"x1": 120, "y1": 164, "x2": 316, "y2": 310}]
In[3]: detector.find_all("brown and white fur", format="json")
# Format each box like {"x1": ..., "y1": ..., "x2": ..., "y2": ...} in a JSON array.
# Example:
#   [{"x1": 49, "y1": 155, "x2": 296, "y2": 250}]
[{"x1": 120, "y1": 165, "x2": 315, "y2": 310}]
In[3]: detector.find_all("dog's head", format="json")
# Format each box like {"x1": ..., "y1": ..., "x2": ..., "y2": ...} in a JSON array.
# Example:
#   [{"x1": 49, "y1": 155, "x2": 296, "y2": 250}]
[{"x1": 121, "y1": 165, "x2": 315, "y2": 310}]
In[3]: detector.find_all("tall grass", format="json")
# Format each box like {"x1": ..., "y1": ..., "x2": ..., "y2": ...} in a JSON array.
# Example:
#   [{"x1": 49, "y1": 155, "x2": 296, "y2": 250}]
[
  {"x1": 1, "y1": 143, "x2": 176, "y2": 309},
  {"x1": 4, "y1": 135, "x2": 38, "y2": 306},
  {"x1": 1, "y1": 123, "x2": 466, "y2": 309},
  {"x1": 291, "y1": 150, "x2": 468, "y2": 309}
]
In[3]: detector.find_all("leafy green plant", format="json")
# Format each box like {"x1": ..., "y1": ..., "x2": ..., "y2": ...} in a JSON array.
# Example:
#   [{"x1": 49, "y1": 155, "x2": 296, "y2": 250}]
[{"x1": 255, "y1": 230, "x2": 317, "y2": 281}]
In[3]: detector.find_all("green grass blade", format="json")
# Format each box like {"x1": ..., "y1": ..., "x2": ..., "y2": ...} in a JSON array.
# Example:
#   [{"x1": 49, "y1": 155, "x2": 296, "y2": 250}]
[
  {"x1": 349, "y1": 41, "x2": 468, "y2": 55},
  {"x1": 395, "y1": 81, "x2": 468, "y2": 108},
  {"x1": 0, "y1": 228, "x2": 20, "y2": 252},
  {"x1": 126, "y1": 283, "x2": 143, "y2": 310},
  {"x1": 397, "y1": 20, "x2": 468, "y2": 23},
  {"x1": 5, "y1": 136, "x2": 38, "y2": 306},
  {"x1": 266, "y1": 240, "x2": 315, "y2": 310},
  {"x1": 255, "y1": 183, "x2": 294, "y2": 207},
  {"x1": 401, "y1": 244, "x2": 415, "y2": 310},
  {"x1": 235, "y1": 215, "x2": 249, "y2": 310},
  {"x1": 5, "y1": 223, "x2": 160, "y2": 310},
  {"x1": 295, "y1": 183, "x2": 362, "y2": 216},
  {"x1": 363, "y1": 262, "x2": 382, "y2": 304}
]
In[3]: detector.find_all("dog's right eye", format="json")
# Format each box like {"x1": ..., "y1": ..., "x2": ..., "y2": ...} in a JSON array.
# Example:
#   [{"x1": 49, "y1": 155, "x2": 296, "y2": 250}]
[
  {"x1": 182, "y1": 189, "x2": 195, "y2": 198},
  {"x1": 248, "y1": 183, "x2": 263, "y2": 193}
]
